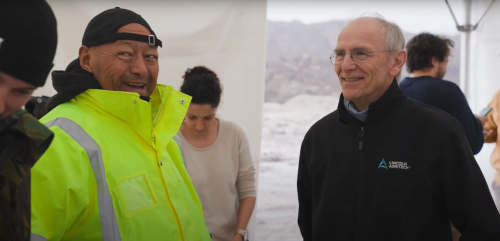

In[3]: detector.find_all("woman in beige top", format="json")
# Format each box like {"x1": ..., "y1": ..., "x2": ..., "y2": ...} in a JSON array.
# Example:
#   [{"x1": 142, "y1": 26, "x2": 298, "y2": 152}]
[{"x1": 177, "y1": 66, "x2": 256, "y2": 241}]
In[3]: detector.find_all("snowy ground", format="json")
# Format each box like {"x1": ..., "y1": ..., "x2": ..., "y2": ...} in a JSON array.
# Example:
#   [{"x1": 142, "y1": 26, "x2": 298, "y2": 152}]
[
  {"x1": 255, "y1": 93, "x2": 499, "y2": 240},
  {"x1": 256, "y1": 94, "x2": 339, "y2": 241}
]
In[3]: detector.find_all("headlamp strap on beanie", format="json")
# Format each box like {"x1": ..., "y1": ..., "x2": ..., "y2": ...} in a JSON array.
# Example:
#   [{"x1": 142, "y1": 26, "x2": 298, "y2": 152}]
[{"x1": 115, "y1": 33, "x2": 162, "y2": 48}]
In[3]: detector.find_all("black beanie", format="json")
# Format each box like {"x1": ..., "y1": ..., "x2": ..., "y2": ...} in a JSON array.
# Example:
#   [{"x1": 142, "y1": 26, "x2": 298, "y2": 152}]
[
  {"x1": 0, "y1": 0, "x2": 58, "y2": 87},
  {"x1": 82, "y1": 7, "x2": 162, "y2": 48}
]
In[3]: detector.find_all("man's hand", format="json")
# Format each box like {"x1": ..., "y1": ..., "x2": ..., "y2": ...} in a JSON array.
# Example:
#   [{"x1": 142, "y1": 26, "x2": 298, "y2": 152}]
[
  {"x1": 476, "y1": 115, "x2": 488, "y2": 126},
  {"x1": 231, "y1": 233, "x2": 244, "y2": 241}
]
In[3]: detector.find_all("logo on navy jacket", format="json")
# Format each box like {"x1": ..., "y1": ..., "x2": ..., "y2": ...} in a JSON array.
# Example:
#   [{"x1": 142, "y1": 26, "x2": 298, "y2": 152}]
[{"x1": 378, "y1": 158, "x2": 411, "y2": 170}]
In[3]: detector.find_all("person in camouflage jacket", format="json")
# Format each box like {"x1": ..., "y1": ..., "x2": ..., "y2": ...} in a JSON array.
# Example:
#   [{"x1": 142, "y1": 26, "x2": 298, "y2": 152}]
[
  {"x1": 0, "y1": 110, "x2": 53, "y2": 241},
  {"x1": 0, "y1": 0, "x2": 58, "y2": 240}
]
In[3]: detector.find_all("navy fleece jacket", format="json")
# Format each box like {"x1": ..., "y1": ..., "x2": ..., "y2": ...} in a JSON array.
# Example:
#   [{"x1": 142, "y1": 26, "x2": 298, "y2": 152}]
[{"x1": 400, "y1": 76, "x2": 484, "y2": 154}]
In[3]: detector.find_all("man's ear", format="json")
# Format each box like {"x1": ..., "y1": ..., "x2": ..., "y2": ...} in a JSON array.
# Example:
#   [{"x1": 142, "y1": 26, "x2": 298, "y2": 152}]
[
  {"x1": 431, "y1": 57, "x2": 439, "y2": 68},
  {"x1": 389, "y1": 50, "x2": 407, "y2": 77},
  {"x1": 79, "y1": 46, "x2": 94, "y2": 73}
]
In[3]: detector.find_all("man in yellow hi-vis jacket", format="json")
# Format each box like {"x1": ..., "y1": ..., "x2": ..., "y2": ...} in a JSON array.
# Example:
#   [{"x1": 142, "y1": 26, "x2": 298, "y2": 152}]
[{"x1": 30, "y1": 7, "x2": 211, "y2": 241}]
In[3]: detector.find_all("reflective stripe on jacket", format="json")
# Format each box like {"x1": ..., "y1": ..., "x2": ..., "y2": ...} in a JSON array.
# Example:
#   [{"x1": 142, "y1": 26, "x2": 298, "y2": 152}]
[{"x1": 31, "y1": 85, "x2": 211, "y2": 241}]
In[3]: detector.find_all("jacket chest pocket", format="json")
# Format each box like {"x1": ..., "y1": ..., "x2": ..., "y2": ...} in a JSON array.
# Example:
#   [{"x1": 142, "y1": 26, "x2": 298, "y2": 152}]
[
  {"x1": 364, "y1": 152, "x2": 413, "y2": 201},
  {"x1": 362, "y1": 152, "x2": 414, "y2": 239},
  {"x1": 115, "y1": 171, "x2": 158, "y2": 219}
]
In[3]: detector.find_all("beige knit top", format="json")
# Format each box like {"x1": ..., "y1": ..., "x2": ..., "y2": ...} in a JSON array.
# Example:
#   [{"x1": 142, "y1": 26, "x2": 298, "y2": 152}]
[{"x1": 176, "y1": 119, "x2": 256, "y2": 241}]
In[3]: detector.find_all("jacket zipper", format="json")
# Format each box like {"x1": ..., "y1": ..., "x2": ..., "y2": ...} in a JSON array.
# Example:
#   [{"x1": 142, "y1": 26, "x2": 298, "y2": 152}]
[
  {"x1": 156, "y1": 154, "x2": 185, "y2": 240},
  {"x1": 356, "y1": 127, "x2": 364, "y2": 241},
  {"x1": 359, "y1": 127, "x2": 364, "y2": 150}
]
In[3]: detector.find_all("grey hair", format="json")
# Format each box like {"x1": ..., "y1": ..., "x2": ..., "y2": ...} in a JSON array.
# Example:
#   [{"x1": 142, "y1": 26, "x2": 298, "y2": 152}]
[
  {"x1": 353, "y1": 13, "x2": 406, "y2": 80},
  {"x1": 355, "y1": 13, "x2": 405, "y2": 53}
]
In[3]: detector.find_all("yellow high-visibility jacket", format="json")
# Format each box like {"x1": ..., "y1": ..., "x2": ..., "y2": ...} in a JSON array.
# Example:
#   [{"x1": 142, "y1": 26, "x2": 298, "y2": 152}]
[{"x1": 31, "y1": 85, "x2": 211, "y2": 241}]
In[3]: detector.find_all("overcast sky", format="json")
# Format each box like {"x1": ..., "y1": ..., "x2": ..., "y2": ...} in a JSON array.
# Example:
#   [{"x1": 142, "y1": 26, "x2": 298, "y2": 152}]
[{"x1": 266, "y1": 0, "x2": 472, "y2": 35}]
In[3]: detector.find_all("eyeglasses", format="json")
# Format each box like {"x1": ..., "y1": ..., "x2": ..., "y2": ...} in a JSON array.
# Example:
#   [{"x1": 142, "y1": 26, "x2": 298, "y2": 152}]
[{"x1": 330, "y1": 50, "x2": 391, "y2": 65}]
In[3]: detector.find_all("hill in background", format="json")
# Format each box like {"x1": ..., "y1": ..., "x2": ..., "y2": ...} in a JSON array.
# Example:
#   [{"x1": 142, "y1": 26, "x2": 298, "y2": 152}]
[{"x1": 265, "y1": 20, "x2": 461, "y2": 103}]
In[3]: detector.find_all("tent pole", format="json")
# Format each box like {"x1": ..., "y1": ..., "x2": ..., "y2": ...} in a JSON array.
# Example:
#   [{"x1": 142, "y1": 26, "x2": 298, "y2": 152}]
[{"x1": 460, "y1": 0, "x2": 472, "y2": 99}]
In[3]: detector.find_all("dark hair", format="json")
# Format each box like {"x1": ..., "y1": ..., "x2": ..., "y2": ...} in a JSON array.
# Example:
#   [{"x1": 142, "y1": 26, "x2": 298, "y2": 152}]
[
  {"x1": 405, "y1": 33, "x2": 454, "y2": 73},
  {"x1": 180, "y1": 66, "x2": 223, "y2": 108}
]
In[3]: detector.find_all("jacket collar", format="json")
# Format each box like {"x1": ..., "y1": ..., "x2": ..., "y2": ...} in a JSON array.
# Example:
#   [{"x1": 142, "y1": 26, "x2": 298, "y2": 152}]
[
  {"x1": 338, "y1": 79, "x2": 406, "y2": 126},
  {"x1": 74, "y1": 84, "x2": 191, "y2": 151},
  {"x1": 0, "y1": 115, "x2": 17, "y2": 133},
  {"x1": 1, "y1": 110, "x2": 53, "y2": 147}
]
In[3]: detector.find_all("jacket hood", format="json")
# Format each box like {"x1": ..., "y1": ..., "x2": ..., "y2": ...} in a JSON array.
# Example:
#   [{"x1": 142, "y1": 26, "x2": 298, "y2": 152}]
[{"x1": 46, "y1": 58, "x2": 101, "y2": 112}]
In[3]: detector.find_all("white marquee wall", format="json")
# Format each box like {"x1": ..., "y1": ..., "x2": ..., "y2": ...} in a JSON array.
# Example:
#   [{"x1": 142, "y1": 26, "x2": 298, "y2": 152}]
[{"x1": 465, "y1": 0, "x2": 500, "y2": 195}]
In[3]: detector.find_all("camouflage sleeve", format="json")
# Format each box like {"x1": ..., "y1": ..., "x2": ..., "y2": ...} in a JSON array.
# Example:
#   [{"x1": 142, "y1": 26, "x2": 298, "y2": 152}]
[{"x1": 0, "y1": 110, "x2": 53, "y2": 241}]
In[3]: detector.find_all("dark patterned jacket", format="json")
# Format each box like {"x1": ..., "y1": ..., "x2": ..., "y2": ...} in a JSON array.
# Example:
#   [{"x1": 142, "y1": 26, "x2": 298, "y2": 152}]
[{"x1": 0, "y1": 110, "x2": 53, "y2": 241}]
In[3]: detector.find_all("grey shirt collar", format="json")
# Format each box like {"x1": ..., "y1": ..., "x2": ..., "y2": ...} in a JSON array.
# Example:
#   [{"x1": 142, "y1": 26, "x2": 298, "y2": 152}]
[{"x1": 343, "y1": 98, "x2": 369, "y2": 122}]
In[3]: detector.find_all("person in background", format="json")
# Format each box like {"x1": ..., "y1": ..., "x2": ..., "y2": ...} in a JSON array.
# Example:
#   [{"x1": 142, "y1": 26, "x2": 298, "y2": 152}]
[
  {"x1": 399, "y1": 33, "x2": 488, "y2": 241},
  {"x1": 399, "y1": 33, "x2": 485, "y2": 155},
  {"x1": 177, "y1": 66, "x2": 257, "y2": 241},
  {"x1": 30, "y1": 7, "x2": 210, "y2": 240},
  {"x1": 483, "y1": 90, "x2": 500, "y2": 212},
  {"x1": 0, "y1": 1, "x2": 57, "y2": 240}
]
